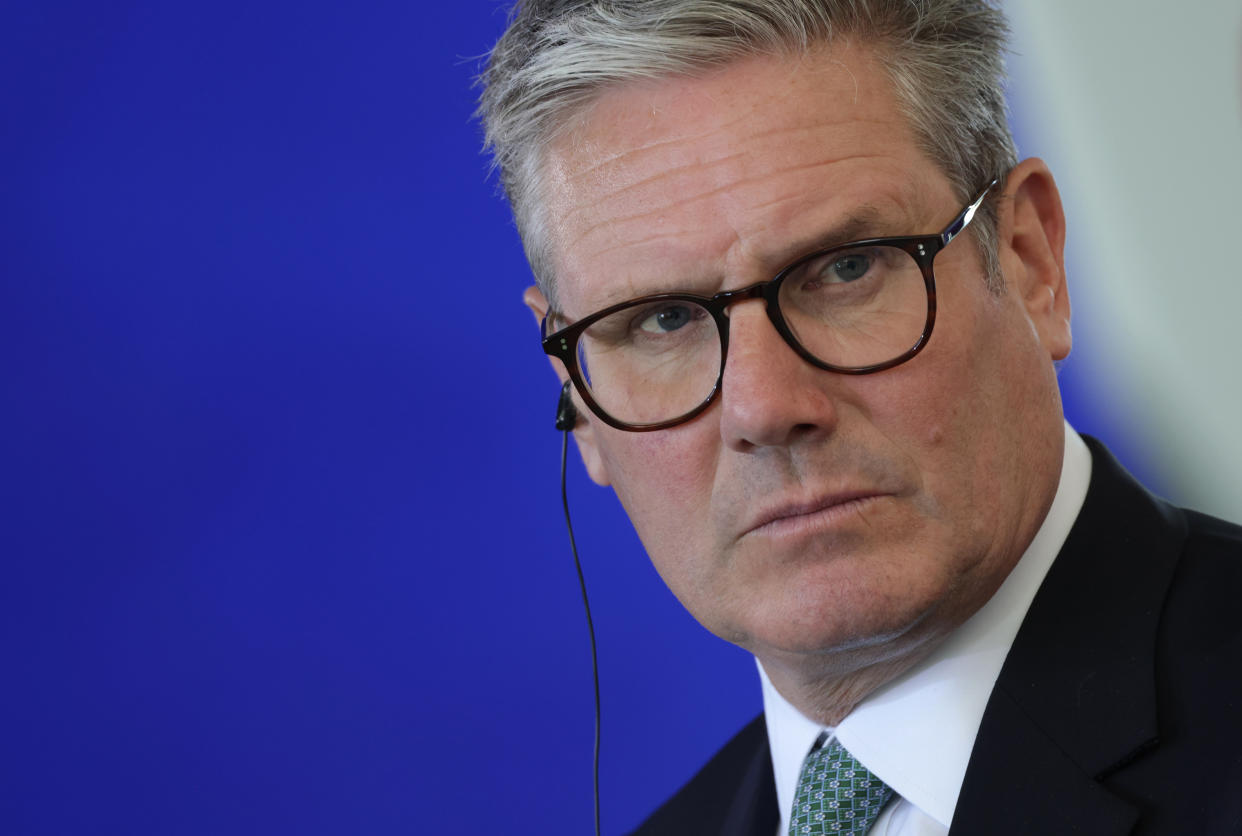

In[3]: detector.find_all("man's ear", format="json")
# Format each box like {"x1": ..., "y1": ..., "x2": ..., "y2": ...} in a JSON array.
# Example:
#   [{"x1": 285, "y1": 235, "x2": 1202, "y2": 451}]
[
  {"x1": 522, "y1": 285, "x2": 612, "y2": 486},
  {"x1": 997, "y1": 158, "x2": 1072, "y2": 361}
]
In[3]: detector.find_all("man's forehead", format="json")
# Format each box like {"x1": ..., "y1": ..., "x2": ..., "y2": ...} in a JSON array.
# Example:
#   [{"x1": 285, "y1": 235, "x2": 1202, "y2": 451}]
[{"x1": 546, "y1": 46, "x2": 894, "y2": 192}]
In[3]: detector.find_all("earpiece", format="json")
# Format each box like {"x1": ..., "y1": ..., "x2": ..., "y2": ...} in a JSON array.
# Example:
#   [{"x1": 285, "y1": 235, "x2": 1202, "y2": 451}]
[
  {"x1": 552, "y1": 376, "x2": 600, "y2": 836},
  {"x1": 555, "y1": 380, "x2": 579, "y2": 431}
]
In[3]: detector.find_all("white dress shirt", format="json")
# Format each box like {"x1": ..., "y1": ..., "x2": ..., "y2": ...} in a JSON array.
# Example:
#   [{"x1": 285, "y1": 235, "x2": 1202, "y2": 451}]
[{"x1": 761, "y1": 423, "x2": 1092, "y2": 835}]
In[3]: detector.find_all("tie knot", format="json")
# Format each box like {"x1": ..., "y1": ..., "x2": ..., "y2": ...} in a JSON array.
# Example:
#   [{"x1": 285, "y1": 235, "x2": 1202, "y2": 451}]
[{"x1": 789, "y1": 737, "x2": 894, "y2": 835}]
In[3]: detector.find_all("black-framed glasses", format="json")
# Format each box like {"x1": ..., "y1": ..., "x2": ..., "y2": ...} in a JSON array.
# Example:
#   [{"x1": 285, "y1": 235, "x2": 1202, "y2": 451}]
[{"x1": 542, "y1": 180, "x2": 997, "y2": 432}]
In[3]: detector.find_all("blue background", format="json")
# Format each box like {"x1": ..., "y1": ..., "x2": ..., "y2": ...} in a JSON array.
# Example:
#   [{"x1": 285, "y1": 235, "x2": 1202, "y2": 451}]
[{"x1": 2, "y1": 3, "x2": 1162, "y2": 834}]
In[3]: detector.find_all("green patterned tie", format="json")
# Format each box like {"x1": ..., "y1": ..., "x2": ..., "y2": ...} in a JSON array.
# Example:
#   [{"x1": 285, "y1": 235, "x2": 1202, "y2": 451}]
[{"x1": 788, "y1": 735, "x2": 894, "y2": 835}]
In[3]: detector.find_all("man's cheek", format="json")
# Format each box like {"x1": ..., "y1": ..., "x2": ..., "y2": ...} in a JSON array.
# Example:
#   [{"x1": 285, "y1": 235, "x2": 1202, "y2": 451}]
[{"x1": 608, "y1": 436, "x2": 714, "y2": 535}]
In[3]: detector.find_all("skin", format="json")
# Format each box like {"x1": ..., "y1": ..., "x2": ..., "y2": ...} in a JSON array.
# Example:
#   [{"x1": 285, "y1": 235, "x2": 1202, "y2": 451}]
[{"x1": 525, "y1": 43, "x2": 1072, "y2": 725}]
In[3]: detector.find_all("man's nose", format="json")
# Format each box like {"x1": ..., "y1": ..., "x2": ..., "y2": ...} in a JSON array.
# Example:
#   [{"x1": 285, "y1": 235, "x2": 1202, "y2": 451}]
[{"x1": 717, "y1": 302, "x2": 840, "y2": 452}]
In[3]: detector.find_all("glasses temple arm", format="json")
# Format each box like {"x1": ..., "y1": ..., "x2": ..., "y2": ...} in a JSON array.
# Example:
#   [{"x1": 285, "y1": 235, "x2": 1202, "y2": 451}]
[{"x1": 940, "y1": 178, "x2": 998, "y2": 247}]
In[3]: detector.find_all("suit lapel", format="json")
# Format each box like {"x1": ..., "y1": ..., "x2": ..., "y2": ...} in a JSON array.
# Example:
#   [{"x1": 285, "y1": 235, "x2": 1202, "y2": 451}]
[
  {"x1": 953, "y1": 688, "x2": 1139, "y2": 834},
  {"x1": 951, "y1": 439, "x2": 1188, "y2": 835},
  {"x1": 722, "y1": 720, "x2": 779, "y2": 836}
]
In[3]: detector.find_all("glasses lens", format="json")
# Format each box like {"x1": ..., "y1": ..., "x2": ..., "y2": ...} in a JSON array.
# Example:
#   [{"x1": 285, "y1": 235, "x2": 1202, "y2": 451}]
[
  {"x1": 777, "y1": 244, "x2": 927, "y2": 368},
  {"x1": 576, "y1": 298, "x2": 721, "y2": 427}
]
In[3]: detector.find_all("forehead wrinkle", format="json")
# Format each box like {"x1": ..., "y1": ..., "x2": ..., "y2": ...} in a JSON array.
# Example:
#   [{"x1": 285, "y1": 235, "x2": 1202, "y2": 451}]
[
  {"x1": 564, "y1": 150, "x2": 895, "y2": 257},
  {"x1": 560, "y1": 88, "x2": 899, "y2": 206},
  {"x1": 570, "y1": 148, "x2": 749, "y2": 214},
  {"x1": 563, "y1": 87, "x2": 780, "y2": 182},
  {"x1": 568, "y1": 113, "x2": 897, "y2": 202},
  {"x1": 728, "y1": 113, "x2": 903, "y2": 151},
  {"x1": 586, "y1": 227, "x2": 700, "y2": 263}
]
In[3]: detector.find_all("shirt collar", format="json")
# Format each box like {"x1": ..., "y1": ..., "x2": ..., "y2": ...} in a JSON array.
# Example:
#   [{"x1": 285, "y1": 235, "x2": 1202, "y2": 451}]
[{"x1": 760, "y1": 422, "x2": 1092, "y2": 829}]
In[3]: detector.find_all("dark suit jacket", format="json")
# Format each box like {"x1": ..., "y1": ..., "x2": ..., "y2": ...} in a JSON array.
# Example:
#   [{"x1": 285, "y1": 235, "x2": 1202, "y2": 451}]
[{"x1": 631, "y1": 440, "x2": 1242, "y2": 835}]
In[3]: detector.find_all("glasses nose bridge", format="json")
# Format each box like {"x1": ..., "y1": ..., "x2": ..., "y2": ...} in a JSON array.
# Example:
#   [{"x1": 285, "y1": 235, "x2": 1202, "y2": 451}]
[
  {"x1": 712, "y1": 280, "x2": 770, "y2": 312},
  {"x1": 711, "y1": 281, "x2": 777, "y2": 332},
  {"x1": 710, "y1": 279, "x2": 798, "y2": 361}
]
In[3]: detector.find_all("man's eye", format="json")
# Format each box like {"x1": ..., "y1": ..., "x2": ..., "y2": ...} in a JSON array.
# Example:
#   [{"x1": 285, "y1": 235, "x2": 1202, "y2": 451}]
[
  {"x1": 637, "y1": 305, "x2": 695, "y2": 333},
  {"x1": 824, "y1": 252, "x2": 872, "y2": 283}
]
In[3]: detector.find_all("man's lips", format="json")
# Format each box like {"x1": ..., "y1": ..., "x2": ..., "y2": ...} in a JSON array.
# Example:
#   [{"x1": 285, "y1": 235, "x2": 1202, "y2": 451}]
[{"x1": 742, "y1": 490, "x2": 890, "y2": 538}]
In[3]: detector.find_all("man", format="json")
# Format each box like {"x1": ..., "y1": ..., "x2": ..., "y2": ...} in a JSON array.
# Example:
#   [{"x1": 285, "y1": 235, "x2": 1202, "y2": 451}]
[{"x1": 479, "y1": 1, "x2": 1242, "y2": 833}]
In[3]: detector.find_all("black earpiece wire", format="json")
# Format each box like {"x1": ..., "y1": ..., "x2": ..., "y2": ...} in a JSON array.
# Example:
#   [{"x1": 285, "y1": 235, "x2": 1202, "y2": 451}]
[{"x1": 557, "y1": 383, "x2": 601, "y2": 836}]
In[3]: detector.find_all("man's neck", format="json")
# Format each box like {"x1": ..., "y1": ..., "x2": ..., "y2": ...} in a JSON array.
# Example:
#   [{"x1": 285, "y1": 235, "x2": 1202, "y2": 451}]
[{"x1": 755, "y1": 609, "x2": 969, "y2": 726}]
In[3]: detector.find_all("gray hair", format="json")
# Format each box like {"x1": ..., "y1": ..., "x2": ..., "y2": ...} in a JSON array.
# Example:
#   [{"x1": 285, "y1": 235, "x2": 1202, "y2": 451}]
[{"x1": 478, "y1": 0, "x2": 1018, "y2": 299}]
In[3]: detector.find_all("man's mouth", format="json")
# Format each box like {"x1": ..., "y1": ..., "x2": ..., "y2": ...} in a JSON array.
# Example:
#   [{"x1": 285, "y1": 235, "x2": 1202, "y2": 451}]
[{"x1": 743, "y1": 490, "x2": 890, "y2": 538}]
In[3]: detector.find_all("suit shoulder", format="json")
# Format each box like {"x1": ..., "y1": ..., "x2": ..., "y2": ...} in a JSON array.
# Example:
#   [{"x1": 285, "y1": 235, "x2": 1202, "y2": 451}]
[
  {"x1": 629, "y1": 713, "x2": 776, "y2": 836},
  {"x1": 1159, "y1": 507, "x2": 1242, "y2": 655},
  {"x1": 1182, "y1": 508, "x2": 1242, "y2": 555}
]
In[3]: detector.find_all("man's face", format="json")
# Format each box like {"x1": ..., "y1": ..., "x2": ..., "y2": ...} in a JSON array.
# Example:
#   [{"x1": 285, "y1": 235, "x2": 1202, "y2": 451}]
[{"x1": 531, "y1": 45, "x2": 1071, "y2": 684}]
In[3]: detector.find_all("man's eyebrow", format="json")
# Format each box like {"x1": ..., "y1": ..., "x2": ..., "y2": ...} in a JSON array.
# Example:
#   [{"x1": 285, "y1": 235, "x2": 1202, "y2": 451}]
[{"x1": 771, "y1": 205, "x2": 891, "y2": 268}]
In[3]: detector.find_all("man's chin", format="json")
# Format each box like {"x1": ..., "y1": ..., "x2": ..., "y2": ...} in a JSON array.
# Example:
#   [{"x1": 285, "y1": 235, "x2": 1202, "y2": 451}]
[{"x1": 724, "y1": 577, "x2": 950, "y2": 669}]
